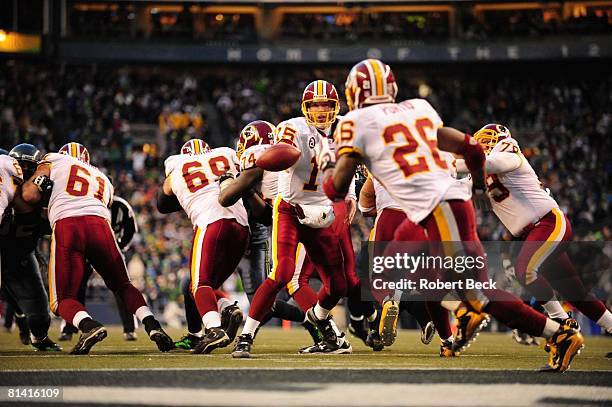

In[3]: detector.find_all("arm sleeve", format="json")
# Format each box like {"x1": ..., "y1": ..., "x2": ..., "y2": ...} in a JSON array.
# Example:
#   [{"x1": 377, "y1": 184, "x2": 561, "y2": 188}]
[
  {"x1": 156, "y1": 190, "x2": 183, "y2": 214},
  {"x1": 455, "y1": 152, "x2": 522, "y2": 175}
]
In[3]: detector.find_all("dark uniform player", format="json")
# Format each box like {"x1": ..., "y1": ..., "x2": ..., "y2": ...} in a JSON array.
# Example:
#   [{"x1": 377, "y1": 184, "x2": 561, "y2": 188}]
[{"x1": 0, "y1": 144, "x2": 61, "y2": 351}]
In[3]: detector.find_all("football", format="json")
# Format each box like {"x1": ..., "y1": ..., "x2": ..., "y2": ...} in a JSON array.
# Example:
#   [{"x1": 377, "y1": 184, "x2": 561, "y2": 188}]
[{"x1": 256, "y1": 143, "x2": 301, "y2": 171}]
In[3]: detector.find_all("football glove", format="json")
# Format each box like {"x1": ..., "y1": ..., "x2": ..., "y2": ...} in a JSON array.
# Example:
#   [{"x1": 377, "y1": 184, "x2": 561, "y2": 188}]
[{"x1": 33, "y1": 175, "x2": 53, "y2": 193}]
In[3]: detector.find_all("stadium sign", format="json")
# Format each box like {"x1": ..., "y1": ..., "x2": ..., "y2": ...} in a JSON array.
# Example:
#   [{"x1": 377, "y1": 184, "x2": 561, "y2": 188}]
[{"x1": 60, "y1": 37, "x2": 611, "y2": 63}]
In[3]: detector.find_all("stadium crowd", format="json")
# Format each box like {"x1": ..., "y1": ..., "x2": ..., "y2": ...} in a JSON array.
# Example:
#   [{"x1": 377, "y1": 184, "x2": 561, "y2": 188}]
[
  {"x1": 66, "y1": 5, "x2": 611, "y2": 43},
  {"x1": 1, "y1": 62, "x2": 610, "y2": 323}
]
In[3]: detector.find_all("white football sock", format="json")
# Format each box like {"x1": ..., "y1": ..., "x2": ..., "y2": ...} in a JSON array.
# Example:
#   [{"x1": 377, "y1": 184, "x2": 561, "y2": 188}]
[
  {"x1": 135, "y1": 306, "x2": 153, "y2": 322},
  {"x1": 542, "y1": 300, "x2": 569, "y2": 320},
  {"x1": 217, "y1": 298, "x2": 233, "y2": 313},
  {"x1": 72, "y1": 311, "x2": 92, "y2": 329},
  {"x1": 314, "y1": 303, "x2": 331, "y2": 320},
  {"x1": 367, "y1": 309, "x2": 378, "y2": 323},
  {"x1": 596, "y1": 309, "x2": 612, "y2": 333},
  {"x1": 241, "y1": 317, "x2": 260, "y2": 336},
  {"x1": 201, "y1": 311, "x2": 222, "y2": 329},
  {"x1": 541, "y1": 318, "x2": 561, "y2": 339},
  {"x1": 329, "y1": 319, "x2": 342, "y2": 337}
]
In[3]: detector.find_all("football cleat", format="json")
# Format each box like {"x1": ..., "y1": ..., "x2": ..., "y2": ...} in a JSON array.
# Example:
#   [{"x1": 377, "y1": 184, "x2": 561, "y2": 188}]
[
  {"x1": 70, "y1": 325, "x2": 107, "y2": 355},
  {"x1": 302, "y1": 320, "x2": 323, "y2": 345},
  {"x1": 299, "y1": 334, "x2": 353, "y2": 354},
  {"x1": 192, "y1": 327, "x2": 230, "y2": 354},
  {"x1": 220, "y1": 302, "x2": 243, "y2": 342},
  {"x1": 123, "y1": 332, "x2": 138, "y2": 341},
  {"x1": 554, "y1": 315, "x2": 580, "y2": 331},
  {"x1": 31, "y1": 336, "x2": 62, "y2": 352},
  {"x1": 232, "y1": 333, "x2": 254, "y2": 358},
  {"x1": 421, "y1": 321, "x2": 436, "y2": 345},
  {"x1": 544, "y1": 327, "x2": 584, "y2": 373},
  {"x1": 174, "y1": 333, "x2": 203, "y2": 350},
  {"x1": 512, "y1": 329, "x2": 540, "y2": 346},
  {"x1": 379, "y1": 300, "x2": 400, "y2": 347},
  {"x1": 452, "y1": 308, "x2": 490, "y2": 352},
  {"x1": 366, "y1": 329, "x2": 384, "y2": 352},
  {"x1": 440, "y1": 339, "x2": 459, "y2": 357},
  {"x1": 149, "y1": 329, "x2": 174, "y2": 352},
  {"x1": 58, "y1": 332, "x2": 73, "y2": 342},
  {"x1": 306, "y1": 307, "x2": 339, "y2": 351}
]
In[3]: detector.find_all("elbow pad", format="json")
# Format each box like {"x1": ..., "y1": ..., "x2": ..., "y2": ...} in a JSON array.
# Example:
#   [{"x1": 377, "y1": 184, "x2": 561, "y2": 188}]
[{"x1": 156, "y1": 190, "x2": 182, "y2": 214}]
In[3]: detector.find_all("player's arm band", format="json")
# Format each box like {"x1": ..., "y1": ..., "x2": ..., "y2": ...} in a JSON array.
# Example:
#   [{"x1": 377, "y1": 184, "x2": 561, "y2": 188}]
[
  {"x1": 156, "y1": 190, "x2": 182, "y2": 214},
  {"x1": 456, "y1": 134, "x2": 485, "y2": 171}
]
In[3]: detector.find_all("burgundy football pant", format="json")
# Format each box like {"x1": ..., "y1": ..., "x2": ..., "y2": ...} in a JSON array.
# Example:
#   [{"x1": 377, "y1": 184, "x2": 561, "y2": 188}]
[
  {"x1": 248, "y1": 199, "x2": 346, "y2": 321},
  {"x1": 396, "y1": 200, "x2": 550, "y2": 338},
  {"x1": 49, "y1": 215, "x2": 148, "y2": 327},
  {"x1": 514, "y1": 208, "x2": 607, "y2": 323},
  {"x1": 189, "y1": 219, "x2": 249, "y2": 319}
]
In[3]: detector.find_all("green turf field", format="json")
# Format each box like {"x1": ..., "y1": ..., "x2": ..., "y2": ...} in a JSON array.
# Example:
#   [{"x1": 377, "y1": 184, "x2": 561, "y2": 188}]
[{"x1": 1, "y1": 326, "x2": 610, "y2": 371}]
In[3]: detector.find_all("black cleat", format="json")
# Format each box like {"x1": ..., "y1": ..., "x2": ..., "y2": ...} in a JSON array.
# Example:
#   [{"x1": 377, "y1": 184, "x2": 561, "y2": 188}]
[
  {"x1": 305, "y1": 307, "x2": 338, "y2": 351},
  {"x1": 366, "y1": 329, "x2": 384, "y2": 352},
  {"x1": 220, "y1": 302, "x2": 243, "y2": 342},
  {"x1": 123, "y1": 332, "x2": 138, "y2": 341},
  {"x1": 192, "y1": 327, "x2": 230, "y2": 354},
  {"x1": 32, "y1": 336, "x2": 62, "y2": 352},
  {"x1": 70, "y1": 325, "x2": 108, "y2": 355},
  {"x1": 299, "y1": 337, "x2": 353, "y2": 354},
  {"x1": 58, "y1": 332, "x2": 73, "y2": 342},
  {"x1": 149, "y1": 329, "x2": 174, "y2": 352},
  {"x1": 301, "y1": 320, "x2": 323, "y2": 346},
  {"x1": 232, "y1": 333, "x2": 254, "y2": 358}
]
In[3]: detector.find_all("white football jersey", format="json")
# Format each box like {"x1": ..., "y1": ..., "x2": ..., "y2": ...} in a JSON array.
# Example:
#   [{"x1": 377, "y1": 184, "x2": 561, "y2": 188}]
[
  {"x1": 45, "y1": 153, "x2": 113, "y2": 226},
  {"x1": 486, "y1": 138, "x2": 558, "y2": 236},
  {"x1": 441, "y1": 151, "x2": 472, "y2": 201},
  {"x1": 373, "y1": 178, "x2": 401, "y2": 211},
  {"x1": 165, "y1": 147, "x2": 248, "y2": 229},
  {"x1": 336, "y1": 99, "x2": 455, "y2": 223},
  {"x1": 0, "y1": 155, "x2": 23, "y2": 219},
  {"x1": 239, "y1": 144, "x2": 278, "y2": 204},
  {"x1": 276, "y1": 117, "x2": 332, "y2": 206}
]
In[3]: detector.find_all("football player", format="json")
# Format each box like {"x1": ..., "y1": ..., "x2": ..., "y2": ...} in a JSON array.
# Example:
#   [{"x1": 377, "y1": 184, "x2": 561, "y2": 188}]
[
  {"x1": 21, "y1": 142, "x2": 174, "y2": 355},
  {"x1": 456, "y1": 124, "x2": 612, "y2": 335},
  {"x1": 320, "y1": 59, "x2": 584, "y2": 371},
  {"x1": 58, "y1": 195, "x2": 142, "y2": 342},
  {"x1": 0, "y1": 144, "x2": 61, "y2": 351},
  {"x1": 232, "y1": 80, "x2": 352, "y2": 358},
  {"x1": 218, "y1": 120, "x2": 322, "y2": 342},
  {"x1": 358, "y1": 174, "x2": 437, "y2": 348},
  {"x1": 159, "y1": 139, "x2": 250, "y2": 354}
]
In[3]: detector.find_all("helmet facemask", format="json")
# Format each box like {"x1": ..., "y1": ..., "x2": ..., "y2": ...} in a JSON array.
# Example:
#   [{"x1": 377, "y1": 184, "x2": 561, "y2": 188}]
[
  {"x1": 302, "y1": 99, "x2": 339, "y2": 130},
  {"x1": 473, "y1": 124, "x2": 511, "y2": 155}
]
